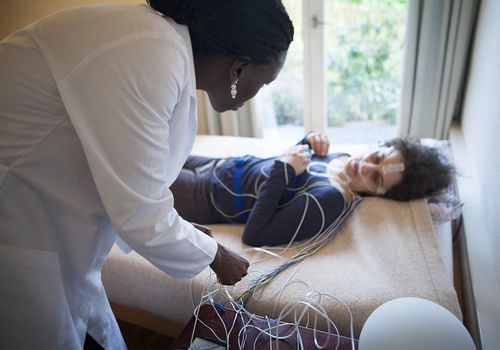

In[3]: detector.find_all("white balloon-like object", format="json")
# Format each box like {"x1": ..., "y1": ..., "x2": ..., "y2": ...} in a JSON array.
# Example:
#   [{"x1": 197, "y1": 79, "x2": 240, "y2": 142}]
[{"x1": 359, "y1": 297, "x2": 476, "y2": 350}]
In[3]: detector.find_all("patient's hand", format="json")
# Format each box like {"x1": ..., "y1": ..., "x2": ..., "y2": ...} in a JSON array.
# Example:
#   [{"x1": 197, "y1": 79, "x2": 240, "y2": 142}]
[
  {"x1": 210, "y1": 243, "x2": 249, "y2": 285},
  {"x1": 278, "y1": 144, "x2": 312, "y2": 175},
  {"x1": 306, "y1": 132, "x2": 330, "y2": 157}
]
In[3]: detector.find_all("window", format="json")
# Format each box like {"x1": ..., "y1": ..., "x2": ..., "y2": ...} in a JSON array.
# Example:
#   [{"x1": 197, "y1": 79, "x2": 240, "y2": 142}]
[{"x1": 263, "y1": 0, "x2": 408, "y2": 144}]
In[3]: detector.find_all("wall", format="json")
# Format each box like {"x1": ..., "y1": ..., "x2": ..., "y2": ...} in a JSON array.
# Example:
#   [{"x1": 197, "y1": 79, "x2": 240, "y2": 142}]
[
  {"x1": 461, "y1": 0, "x2": 500, "y2": 291},
  {"x1": 0, "y1": 0, "x2": 142, "y2": 40},
  {"x1": 453, "y1": 0, "x2": 500, "y2": 348}
]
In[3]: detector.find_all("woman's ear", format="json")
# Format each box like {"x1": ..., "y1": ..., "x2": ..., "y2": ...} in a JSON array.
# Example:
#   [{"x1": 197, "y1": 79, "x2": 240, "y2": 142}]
[{"x1": 229, "y1": 57, "x2": 252, "y2": 81}]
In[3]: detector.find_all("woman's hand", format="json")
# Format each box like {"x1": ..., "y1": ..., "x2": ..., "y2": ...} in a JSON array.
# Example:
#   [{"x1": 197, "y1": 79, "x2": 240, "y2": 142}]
[
  {"x1": 210, "y1": 243, "x2": 249, "y2": 285},
  {"x1": 306, "y1": 132, "x2": 330, "y2": 157},
  {"x1": 278, "y1": 144, "x2": 312, "y2": 175},
  {"x1": 193, "y1": 222, "x2": 249, "y2": 285}
]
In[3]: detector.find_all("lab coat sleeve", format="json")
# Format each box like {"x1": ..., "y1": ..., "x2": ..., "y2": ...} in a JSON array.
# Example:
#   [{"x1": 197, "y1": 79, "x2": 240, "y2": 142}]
[{"x1": 58, "y1": 33, "x2": 217, "y2": 279}]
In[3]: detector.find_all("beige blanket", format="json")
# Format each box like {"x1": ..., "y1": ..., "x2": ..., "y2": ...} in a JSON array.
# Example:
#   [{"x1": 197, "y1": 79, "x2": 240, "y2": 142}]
[{"x1": 103, "y1": 197, "x2": 460, "y2": 337}]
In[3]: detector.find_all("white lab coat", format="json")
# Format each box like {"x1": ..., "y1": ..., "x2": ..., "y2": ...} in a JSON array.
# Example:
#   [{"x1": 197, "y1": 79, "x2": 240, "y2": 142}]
[{"x1": 0, "y1": 4, "x2": 217, "y2": 349}]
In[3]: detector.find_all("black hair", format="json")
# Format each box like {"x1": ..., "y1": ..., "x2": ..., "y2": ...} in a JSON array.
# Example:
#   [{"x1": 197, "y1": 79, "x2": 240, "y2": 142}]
[
  {"x1": 148, "y1": 0, "x2": 294, "y2": 64},
  {"x1": 381, "y1": 138, "x2": 456, "y2": 201}
]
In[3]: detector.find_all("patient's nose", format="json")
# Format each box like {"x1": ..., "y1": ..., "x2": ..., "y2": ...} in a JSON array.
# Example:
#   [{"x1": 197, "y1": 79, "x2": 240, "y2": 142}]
[{"x1": 360, "y1": 161, "x2": 378, "y2": 175}]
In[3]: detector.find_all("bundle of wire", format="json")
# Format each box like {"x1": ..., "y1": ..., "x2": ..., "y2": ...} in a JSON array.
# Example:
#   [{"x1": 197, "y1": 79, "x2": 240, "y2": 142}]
[
  {"x1": 207, "y1": 159, "x2": 363, "y2": 304},
  {"x1": 236, "y1": 196, "x2": 362, "y2": 304},
  {"x1": 190, "y1": 277, "x2": 357, "y2": 350},
  {"x1": 185, "y1": 154, "x2": 367, "y2": 349}
]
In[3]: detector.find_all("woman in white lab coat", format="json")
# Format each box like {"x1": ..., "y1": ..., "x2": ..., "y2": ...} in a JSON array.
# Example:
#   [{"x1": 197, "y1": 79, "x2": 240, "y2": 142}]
[{"x1": 0, "y1": 1, "x2": 293, "y2": 349}]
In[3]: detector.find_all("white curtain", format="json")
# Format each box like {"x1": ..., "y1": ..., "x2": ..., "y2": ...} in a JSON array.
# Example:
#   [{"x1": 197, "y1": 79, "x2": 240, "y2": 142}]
[
  {"x1": 397, "y1": 0, "x2": 480, "y2": 139},
  {"x1": 196, "y1": 86, "x2": 277, "y2": 138}
]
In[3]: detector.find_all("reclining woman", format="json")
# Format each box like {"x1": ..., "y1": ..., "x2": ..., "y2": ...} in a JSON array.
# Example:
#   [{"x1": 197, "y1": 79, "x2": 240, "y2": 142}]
[{"x1": 171, "y1": 133, "x2": 455, "y2": 247}]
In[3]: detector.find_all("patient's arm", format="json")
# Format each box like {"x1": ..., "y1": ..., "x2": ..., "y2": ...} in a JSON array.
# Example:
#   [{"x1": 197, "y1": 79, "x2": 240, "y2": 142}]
[{"x1": 242, "y1": 161, "x2": 345, "y2": 247}]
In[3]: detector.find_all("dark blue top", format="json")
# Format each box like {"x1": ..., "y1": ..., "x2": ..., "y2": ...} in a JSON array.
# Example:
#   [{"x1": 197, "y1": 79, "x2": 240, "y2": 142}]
[{"x1": 209, "y1": 142, "x2": 349, "y2": 247}]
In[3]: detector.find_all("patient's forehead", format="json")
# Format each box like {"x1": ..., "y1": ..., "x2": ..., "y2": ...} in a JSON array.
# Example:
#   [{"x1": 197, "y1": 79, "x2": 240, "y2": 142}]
[
  {"x1": 377, "y1": 145, "x2": 395, "y2": 154},
  {"x1": 363, "y1": 145, "x2": 397, "y2": 158}
]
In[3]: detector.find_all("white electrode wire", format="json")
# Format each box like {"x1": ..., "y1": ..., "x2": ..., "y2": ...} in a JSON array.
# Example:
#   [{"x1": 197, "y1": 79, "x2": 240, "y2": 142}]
[
  {"x1": 297, "y1": 197, "x2": 360, "y2": 256},
  {"x1": 283, "y1": 162, "x2": 289, "y2": 185},
  {"x1": 259, "y1": 164, "x2": 318, "y2": 192},
  {"x1": 306, "y1": 161, "x2": 330, "y2": 177},
  {"x1": 237, "y1": 197, "x2": 356, "y2": 293},
  {"x1": 214, "y1": 156, "x2": 337, "y2": 214},
  {"x1": 210, "y1": 192, "x2": 253, "y2": 220},
  {"x1": 271, "y1": 300, "x2": 315, "y2": 350},
  {"x1": 233, "y1": 300, "x2": 291, "y2": 349},
  {"x1": 190, "y1": 299, "x2": 228, "y2": 345},
  {"x1": 303, "y1": 191, "x2": 326, "y2": 232},
  {"x1": 189, "y1": 300, "x2": 202, "y2": 346},
  {"x1": 191, "y1": 283, "x2": 355, "y2": 350},
  {"x1": 190, "y1": 251, "x2": 358, "y2": 349},
  {"x1": 247, "y1": 262, "x2": 307, "y2": 305},
  {"x1": 270, "y1": 186, "x2": 350, "y2": 256},
  {"x1": 242, "y1": 247, "x2": 288, "y2": 261},
  {"x1": 304, "y1": 292, "x2": 336, "y2": 349},
  {"x1": 250, "y1": 192, "x2": 311, "y2": 260},
  {"x1": 307, "y1": 292, "x2": 356, "y2": 350},
  {"x1": 191, "y1": 292, "x2": 237, "y2": 347},
  {"x1": 295, "y1": 195, "x2": 350, "y2": 254},
  {"x1": 211, "y1": 158, "x2": 333, "y2": 232},
  {"x1": 246, "y1": 190, "x2": 328, "y2": 264},
  {"x1": 223, "y1": 299, "x2": 247, "y2": 346},
  {"x1": 273, "y1": 296, "x2": 344, "y2": 350},
  {"x1": 233, "y1": 304, "x2": 259, "y2": 350},
  {"x1": 248, "y1": 218, "x2": 334, "y2": 263},
  {"x1": 278, "y1": 196, "x2": 348, "y2": 258},
  {"x1": 190, "y1": 271, "x2": 233, "y2": 346},
  {"x1": 236, "y1": 197, "x2": 361, "y2": 308},
  {"x1": 271, "y1": 265, "x2": 309, "y2": 317},
  {"x1": 236, "y1": 305, "x2": 277, "y2": 348},
  {"x1": 278, "y1": 194, "x2": 310, "y2": 250},
  {"x1": 236, "y1": 309, "x2": 257, "y2": 349},
  {"x1": 266, "y1": 316, "x2": 273, "y2": 350},
  {"x1": 214, "y1": 287, "x2": 242, "y2": 340},
  {"x1": 235, "y1": 294, "x2": 316, "y2": 348},
  {"x1": 241, "y1": 319, "x2": 300, "y2": 342},
  {"x1": 298, "y1": 300, "x2": 336, "y2": 350},
  {"x1": 210, "y1": 179, "x2": 319, "y2": 222},
  {"x1": 240, "y1": 192, "x2": 325, "y2": 266},
  {"x1": 192, "y1": 158, "x2": 359, "y2": 349},
  {"x1": 212, "y1": 167, "x2": 258, "y2": 199}
]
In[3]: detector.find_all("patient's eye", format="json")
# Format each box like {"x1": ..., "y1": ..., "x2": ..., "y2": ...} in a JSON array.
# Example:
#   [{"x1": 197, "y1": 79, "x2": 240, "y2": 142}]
[{"x1": 374, "y1": 154, "x2": 383, "y2": 164}]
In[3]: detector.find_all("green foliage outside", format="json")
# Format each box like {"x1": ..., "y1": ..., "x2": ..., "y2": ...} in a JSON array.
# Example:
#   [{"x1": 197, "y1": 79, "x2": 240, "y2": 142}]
[
  {"x1": 272, "y1": 0, "x2": 408, "y2": 127},
  {"x1": 272, "y1": 0, "x2": 304, "y2": 125}
]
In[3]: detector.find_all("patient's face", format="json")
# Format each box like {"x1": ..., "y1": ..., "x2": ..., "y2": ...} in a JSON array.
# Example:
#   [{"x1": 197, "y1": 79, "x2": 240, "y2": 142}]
[{"x1": 344, "y1": 146, "x2": 404, "y2": 195}]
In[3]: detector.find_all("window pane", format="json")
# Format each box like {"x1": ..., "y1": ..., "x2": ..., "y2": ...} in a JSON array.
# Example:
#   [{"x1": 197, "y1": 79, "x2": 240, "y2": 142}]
[
  {"x1": 326, "y1": 0, "x2": 408, "y2": 143},
  {"x1": 264, "y1": 0, "x2": 304, "y2": 141}
]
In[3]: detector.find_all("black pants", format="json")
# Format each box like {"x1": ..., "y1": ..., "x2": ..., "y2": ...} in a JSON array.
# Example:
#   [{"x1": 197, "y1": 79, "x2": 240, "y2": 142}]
[{"x1": 170, "y1": 155, "x2": 220, "y2": 224}]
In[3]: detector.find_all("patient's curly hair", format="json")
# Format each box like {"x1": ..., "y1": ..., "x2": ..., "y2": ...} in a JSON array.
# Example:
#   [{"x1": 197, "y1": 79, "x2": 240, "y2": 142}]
[{"x1": 381, "y1": 138, "x2": 455, "y2": 201}]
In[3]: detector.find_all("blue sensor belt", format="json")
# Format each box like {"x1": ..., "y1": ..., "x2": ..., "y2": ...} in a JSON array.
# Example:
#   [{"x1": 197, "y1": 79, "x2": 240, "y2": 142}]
[{"x1": 233, "y1": 156, "x2": 250, "y2": 222}]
